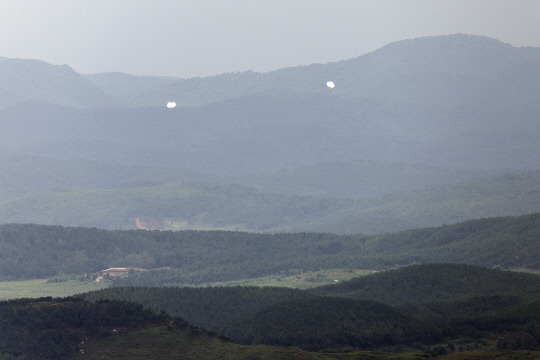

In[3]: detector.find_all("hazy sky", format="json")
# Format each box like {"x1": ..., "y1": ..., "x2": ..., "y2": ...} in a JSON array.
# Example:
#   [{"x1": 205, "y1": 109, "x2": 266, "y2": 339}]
[{"x1": 1, "y1": 1, "x2": 539, "y2": 78}]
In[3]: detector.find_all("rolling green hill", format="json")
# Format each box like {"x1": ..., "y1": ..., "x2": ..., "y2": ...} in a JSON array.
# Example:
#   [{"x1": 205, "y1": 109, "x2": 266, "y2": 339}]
[
  {"x1": 1, "y1": 295, "x2": 537, "y2": 359},
  {"x1": 0, "y1": 297, "x2": 167, "y2": 359},
  {"x1": 226, "y1": 296, "x2": 414, "y2": 350},
  {"x1": 0, "y1": 181, "x2": 353, "y2": 230},
  {"x1": 311, "y1": 264, "x2": 540, "y2": 305},
  {"x1": 81, "y1": 265, "x2": 540, "y2": 329},
  {"x1": 289, "y1": 170, "x2": 540, "y2": 234},
  {"x1": 80, "y1": 265, "x2": 540, "y2": 352},
  {"x1": 1, "y1": 214, "x2": 538, "y2": 283},
  {"x1": 82, "y1": 286, "x2": 312, "y2": 331},
  {"x1": 73, "y1": 325, "x2": 371, "y2": 360},
  {"x1": 225, "y1": 289, "x2": 540, "y2": 351},
  {"x1": 0, "y1": 153, "x2": 496, "y2": 202},
  {"x1": 83, "y1": 287, "x2": 420, "y2": 351},
  {"x1": 0, "y1": 154, "x2": 210, "y2": 201},
  {"x1": 0, "y1": 297, "x2": 341, "y2": 360},
  {"x1": 0, "y1": 170, "x2": 538, "y2": 234}
]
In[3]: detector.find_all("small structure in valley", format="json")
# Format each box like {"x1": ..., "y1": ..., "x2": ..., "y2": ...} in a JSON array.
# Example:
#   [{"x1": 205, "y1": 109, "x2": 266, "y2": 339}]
[
  {"x1": 96, "y1": 267, "x2": 132, "y2": 281},
  {"x1": 95, "y1": 267, "x2": 145, "y2": 282},
  {"x1": 99, "y1": 267, "x2": 131, "y2": 277}
]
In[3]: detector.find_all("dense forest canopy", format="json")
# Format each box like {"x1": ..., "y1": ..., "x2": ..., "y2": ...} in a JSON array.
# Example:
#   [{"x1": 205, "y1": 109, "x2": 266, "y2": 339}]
[
  {"x1": 80, "y1": 264, "x2": 540, "y2": 352},
  {"x1": 311, "y1": 264, "x2": 540, "y2": 304},
  {"x1": 0, "y1": 213, "x2": 538, "y2": 283}
]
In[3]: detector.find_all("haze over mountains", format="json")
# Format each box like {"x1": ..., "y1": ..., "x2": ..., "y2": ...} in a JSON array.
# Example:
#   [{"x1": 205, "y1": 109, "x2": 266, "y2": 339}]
[
  {"x1": 1, "y1": 34, "x2": 540, "y2": 358},
  {"x1": 1, "y1": 34, "x2": 539, "y2": 231}
]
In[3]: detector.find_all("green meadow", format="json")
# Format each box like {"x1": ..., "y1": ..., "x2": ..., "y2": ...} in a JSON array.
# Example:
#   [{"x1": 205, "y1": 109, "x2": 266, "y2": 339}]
[
  {"x1": 203, "y1": 269, "x2": 375, "y2": 289},
  {"x1": 0, "y1": 269, "x2": 370, "y2": 300},
  {"x1": 0, "y1": 278, "x2": 109, "y2": 300}
]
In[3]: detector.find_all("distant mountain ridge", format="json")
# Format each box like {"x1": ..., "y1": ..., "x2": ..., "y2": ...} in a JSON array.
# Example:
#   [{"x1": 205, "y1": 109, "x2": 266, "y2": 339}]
[
  {"x1": 88, "y1": 34, "x2": 540, "y2": 108},
  {"x1": 83, "y1": 72, "x2": 177, "y2": 99},
  {"x1": 1, "y1": 87, "x2": 538, "y2": 173},
  {"x1": 0, "y1": 57, "x2": 118, "y2": 109},
  {"x1": 2, "y1": 35, "x2": 540, "y2": 173},
  {"x1": 4, "y1": 34, "x2": 540, "y2": 110}
]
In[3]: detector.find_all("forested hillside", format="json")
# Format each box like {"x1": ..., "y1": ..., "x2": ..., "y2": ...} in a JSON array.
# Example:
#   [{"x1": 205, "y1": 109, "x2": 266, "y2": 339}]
[
  {"x1": 0, "y1": 154, "x2": 208, "y2": 201},
  {"x1": 0, "y1": 170, "x2": 537, "y2": 233},
  {"x1": 236, "y1": 160, "x2": 498, "y2": 199},
  {"x1": 311, "y1": 264, "x2": 540, "y2": 304},
  {"x1": 0, "y1": 297, "x2": 169, "y2": 359},
  {"x1": 287, "y1": 170, "x2": 540, "y2": 234},
  {"x1": 0, "y1": 267, "x2": 537, "y2": 359},
  {"x1": 81, "y1": 265, "x2": 540, "y2": 329},
  {"x1": 1, "y1": 213, "x2": 538, "y2": 283},
  {"x1": 0, "y1": 154, "x2": 496, "y2": 201},
  {"x1": 0, "y1": 181, "x2": 354, "y2": 231},
  {"x1": 80, "y1": 264, "x2": 540, "y2": 352},
  {"x1": 82, "y1": 286, "x2": 312, "y2": 331},
  {"x1": 0, "y1": 297, "x2": 339, "y2": 360},
  {"x1": 4, "y1": 297, "x2": 535, "y2": 360}
]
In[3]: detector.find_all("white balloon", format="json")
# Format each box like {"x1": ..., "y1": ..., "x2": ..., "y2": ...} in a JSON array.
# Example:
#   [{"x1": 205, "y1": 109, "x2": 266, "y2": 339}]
[
  {"x1": 326, "y1": 81, "x2": 335, "y2": 89},
  {"x1": 166, "y1": 102, "x2": 176, "y2": 109}
]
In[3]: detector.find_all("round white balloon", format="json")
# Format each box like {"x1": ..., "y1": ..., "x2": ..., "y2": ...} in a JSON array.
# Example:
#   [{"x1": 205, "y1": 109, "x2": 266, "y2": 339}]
[
  {"x1": 166, "y1": 102, "x2": 176, "y2": 109},
  {"x1": 326, "y1": 81, "x2": 335, "y2": 89}
]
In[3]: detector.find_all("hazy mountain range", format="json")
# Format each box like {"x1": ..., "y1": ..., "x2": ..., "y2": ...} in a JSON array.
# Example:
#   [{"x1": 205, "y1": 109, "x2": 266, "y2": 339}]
[
  {"x1": 1, "y1": 34, "x2": 539, "y2": 231},
  {"x1": 2, "y1": 34, "x2": 540, "y2": 360}
]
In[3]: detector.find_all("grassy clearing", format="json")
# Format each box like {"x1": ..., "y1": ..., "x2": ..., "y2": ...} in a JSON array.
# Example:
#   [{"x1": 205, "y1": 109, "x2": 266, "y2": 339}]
[
  {"x1": 0, "y1": 278, "x2": 109, "y2": 300},
  {"x1": 202, "y1": 269, "x2": 375, "y2": 289},
  {"x1": 0, "y1": 269, "x2": 370, "y2": 301}
]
